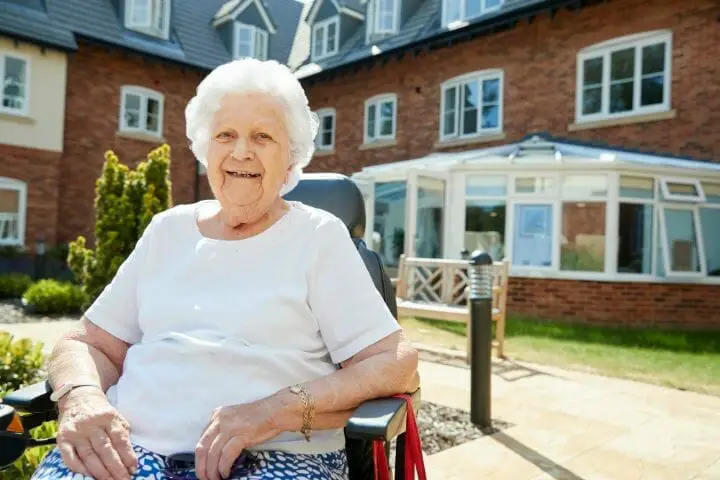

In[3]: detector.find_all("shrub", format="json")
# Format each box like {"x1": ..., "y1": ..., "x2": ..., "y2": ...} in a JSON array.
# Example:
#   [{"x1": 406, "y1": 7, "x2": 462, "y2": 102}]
[
  {"x1": 22, "y1": 280, "x2": 87, "y2": 316},
  {"x1": 0, "y1": 274, "x2": 32, "y2": 299},
  {"x1": 69, "y1": 144, "x2": 172, "y2": 307},
  {"x1": 0, "y1": 332, "x2": 55, "y2": 480}
]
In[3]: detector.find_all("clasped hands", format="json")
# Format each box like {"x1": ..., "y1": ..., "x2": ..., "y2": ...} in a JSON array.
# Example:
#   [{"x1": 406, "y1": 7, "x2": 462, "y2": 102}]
[{"x1": 57, "y1": 389, "x2": 291, "y2": 480}]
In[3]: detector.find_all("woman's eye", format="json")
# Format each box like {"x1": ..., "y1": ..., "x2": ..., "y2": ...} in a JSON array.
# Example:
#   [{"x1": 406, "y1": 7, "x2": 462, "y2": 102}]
[
  {"x1": 256, "y1": 132, "x2": 273, "y2": 141},
  {"x1": 216, "y1": 131, "x2": 234, "y2": 141}
]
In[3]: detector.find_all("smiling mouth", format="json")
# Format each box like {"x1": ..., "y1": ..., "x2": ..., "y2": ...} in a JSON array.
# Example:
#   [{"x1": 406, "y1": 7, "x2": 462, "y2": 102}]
[{"x1": 225, "y1": 171, "x2": 262, "y2": 179}]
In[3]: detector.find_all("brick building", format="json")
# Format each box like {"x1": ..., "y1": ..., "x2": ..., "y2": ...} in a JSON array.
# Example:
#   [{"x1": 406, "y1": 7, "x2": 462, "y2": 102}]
[
  {"x1": 0, "y1": 0, "x2": 304, "y2": 247},
  {"x1": 296, "y1": 0, "x2": 720, "y2": 327}
]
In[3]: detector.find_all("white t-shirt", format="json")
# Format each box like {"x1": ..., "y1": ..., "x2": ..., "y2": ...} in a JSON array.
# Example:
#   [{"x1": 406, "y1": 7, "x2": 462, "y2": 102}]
[{"x1": 84, "y1": 200, "x2": 401, "y2": 456}]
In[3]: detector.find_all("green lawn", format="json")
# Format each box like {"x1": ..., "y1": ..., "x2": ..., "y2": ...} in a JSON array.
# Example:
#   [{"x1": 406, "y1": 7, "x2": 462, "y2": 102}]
[{"x1": 401, "y1": 315, "x2": 720, "y2": 397}]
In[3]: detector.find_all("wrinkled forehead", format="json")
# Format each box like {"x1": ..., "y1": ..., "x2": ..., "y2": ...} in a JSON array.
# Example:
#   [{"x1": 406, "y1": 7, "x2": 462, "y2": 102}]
[{"x1": 212, "y1": 92, "x2": 289, "y2": 131}]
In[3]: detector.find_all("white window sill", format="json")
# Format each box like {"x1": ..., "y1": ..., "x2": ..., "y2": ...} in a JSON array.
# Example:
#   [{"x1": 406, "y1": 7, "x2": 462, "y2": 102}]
[
  {"x1": 435, "y1": 132, "x2": 506, "y2": 149},
  {"x1": 116, "y1": 130, "x2": 165, "y2": 144},
  {"x1": 360, "y1": 139, "x2": 396, "y2": 150},
  {"x1": 569, "y1": 109, "x2": 676, "y2": 132},
  {"x1": 314, "y1": 148, "x2": 335, "y2": 157},
  {"x1": 0, "y1": 111, "x2": 34, "y2": 125}
]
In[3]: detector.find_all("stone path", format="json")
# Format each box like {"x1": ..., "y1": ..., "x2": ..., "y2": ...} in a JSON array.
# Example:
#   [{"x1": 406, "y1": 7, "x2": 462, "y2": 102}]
[{"x1": 3, "y1": 321, "x2": 720, "y2": 479}]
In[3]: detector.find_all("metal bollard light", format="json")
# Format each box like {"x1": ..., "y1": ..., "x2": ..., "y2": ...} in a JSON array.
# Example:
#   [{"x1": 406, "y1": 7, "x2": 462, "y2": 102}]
[{"x1": 469, "y1": 249, "x2": 494, "y2": 429}]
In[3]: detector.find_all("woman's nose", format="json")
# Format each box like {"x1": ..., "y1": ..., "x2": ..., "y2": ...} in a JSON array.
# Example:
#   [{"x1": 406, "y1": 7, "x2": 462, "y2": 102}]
[{"x1": 231, "y1": 137, "x2": 253, "y2": 159}]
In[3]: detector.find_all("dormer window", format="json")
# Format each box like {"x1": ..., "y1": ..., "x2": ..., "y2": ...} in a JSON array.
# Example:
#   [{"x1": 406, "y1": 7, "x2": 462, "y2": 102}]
[
  {"x1": 312, "y1": 17, "x2": 339, "y2": 61},
  {"x1": 374, "y1": 0, "x2": 398, "y2": 34},
  {"x1": 126, "y1": 0, "x2": 170, "y2": 39},
  {"x1": 234, "y1": 23, "x2": 268, "y2": 60},
  {"x1": 443, "y1": 0, "x2": 503, "y2": 26}
]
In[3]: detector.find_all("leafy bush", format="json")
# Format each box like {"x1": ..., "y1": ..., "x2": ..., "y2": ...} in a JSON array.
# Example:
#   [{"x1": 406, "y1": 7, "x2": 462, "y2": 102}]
[
  {"x1": 0, "y1": 332, "x2": 55, "y2": 480},
  {"x1": 22, "y1": 280, "x2": 87, "y2": 315},
  {"x1": 69, "y1": 145, "x2": 172, "y2": 308},
  {"x1": 0, "y1": 274, "x2": 32, "y2": 299}
]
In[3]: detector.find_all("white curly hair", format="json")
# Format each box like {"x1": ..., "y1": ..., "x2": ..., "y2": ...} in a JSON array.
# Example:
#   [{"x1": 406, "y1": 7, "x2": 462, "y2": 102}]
[{"x1": 185, "y1": 58, "x2": 319, "y2": 196}]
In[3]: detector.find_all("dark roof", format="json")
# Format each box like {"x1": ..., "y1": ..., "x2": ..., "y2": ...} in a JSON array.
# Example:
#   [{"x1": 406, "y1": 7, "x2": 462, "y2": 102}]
[
  {"x1": 0, "y1": 0, "x2": 304, "y2": 71},
  {"x1": 295, "y1": 0, "x2": 585, "y2": 79},
  {"x1": 0, "y1": 0, "x2": 77, "y2": 50}
]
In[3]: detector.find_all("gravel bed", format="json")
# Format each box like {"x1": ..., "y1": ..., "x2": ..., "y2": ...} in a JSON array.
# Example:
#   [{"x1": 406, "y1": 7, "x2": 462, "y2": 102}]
[
  {"x1": 0, "y1": 299, "x2": 79, "y2": 324},
  {"x1": 388, "y1": 401, "x2": 511, "y2": 465}
]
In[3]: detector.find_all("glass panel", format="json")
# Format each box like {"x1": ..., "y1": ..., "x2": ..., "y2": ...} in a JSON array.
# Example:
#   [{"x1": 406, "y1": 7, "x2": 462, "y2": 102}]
[
  {"x1": 582, "y1": 87, "x2": 602, "y2": 115},
  {"x1": 379, "y1": 100, "x2": 394, "y2": 136},
  {"x1": 702, "y1": 182, "x2": 720, "y2": 204},
  {"x1": 515, "y1": 176, "x2": 554, "y2": 194},
  {"x1": 582, "y1": 57, "x2": 603, "y2": 115},
  {"x1": 255, "y1": 31, "x2": 267, "y2": 59},
  {"x1": 443, "y1": 86, "x2": 457, "y2": 136},
  {"x1": 641, "y1": 75, "x2": 664, "y2": 106},
  {"x1": 153, "y1": 0, "x2": 166, "y2": 30},
  {"x1": 560, "y1": 202, "x2": 606, "y2": 272},
  {"x1": 373, "y1": 182, "x2": 407, "y2": 268},
  {"x1": 610, "y1": 47, "x2": 635, "y2": 113},
  {"x1": 642, "y1": 43, "x2": 665, "y2": 74},
  {"x1": 0, "y1": 189, "x2": 19, "y2": 213},
  {"x1": 445, "y1": 0, "x2": 461, "y2": 23},
  {"x1": 320, "y1": 114, "x2": 333, "y2": 146},
  {"x1": 415, "y1": 177, "x2": 445, "y2": 259},
  {"x1": 461, "y1": 81, "x2": 478, "y2": 135},
  {"x1": 618, "y1": 203, "x2": 654, "y2": 274},
  {"x1": 3, "y1": 57, "x2": 26, "y2": 110},
  {"x1": 378, "y1": 0, "x2": 395, "y2": 30},
  {"x1": 313, "y1": 27, "x2": 324, "y2": 57},
  {"x1": 663, "y1": 181, "x2": 700, "y2": 199},
  {"x1": 663, "y1": 208, "x2": 700, "y2": 273},
  {"x1": 131, "y1": 0, "x2": 151, "y2": 26},
  {"x1": 146, "y1": 98, "x2": 159, "y2": 132},
  {"x1": 485, "y1": 0, "x2": 502, "y2": 8},
  {"x1": 513, "y1": 204, "x2": 553, "y2": 267},
  {"x1": 700, "y1": 208, "x2": 720, "y2": 276},
  {"x1": 481, "y1": 106, "x2": 498, "y2": 129},
  {"x1": 620, "y1": 176, "x2": 654, "y2": 199},
  {"x1": 326, "y1": 22, "x2": 337, "y2": 53},
  {"x1": 466, "y1": 0, "x2": 482, "y2": 18},
  {"x1": 466, "y1": 175, "x2": 507, "y2": 197},
  {"x1": 583, "y1": 57, "x2": 603, "y2": 86},
  {"x1": 124, "y1": 93, "x2": 141, "y2": 128},
  {"x1": 562, "y1": 174, "x2": 608, "y2": 198},
  {"x1": 366, "y1": 104, "x2": 376, "y2": 139},
  {"x1": 465, "y1": 200, "x2": 505, "y2": 261},
  {"x1": 482, "y1": 77, "x2": 499, "y2": 103}
]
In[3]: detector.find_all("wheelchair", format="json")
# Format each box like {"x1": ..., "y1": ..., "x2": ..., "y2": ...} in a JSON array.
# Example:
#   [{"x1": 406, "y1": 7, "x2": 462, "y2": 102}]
[{"x1": 0, "y1": 173, "x2": 421, "y2": 479}]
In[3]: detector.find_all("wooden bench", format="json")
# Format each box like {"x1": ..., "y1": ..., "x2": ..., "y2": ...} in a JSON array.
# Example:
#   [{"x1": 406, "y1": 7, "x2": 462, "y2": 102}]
[{"x1": 393, "y1": 255, "x2": 509, "y2": 358}]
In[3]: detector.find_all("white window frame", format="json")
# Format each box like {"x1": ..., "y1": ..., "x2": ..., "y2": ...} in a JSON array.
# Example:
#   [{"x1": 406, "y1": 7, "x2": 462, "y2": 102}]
[
  {"x1": 658, "y1": 204, "x2": 706, "y2": 278},
  {"x1": 575, "y1": 30, "x2": 672, "y2": 124},
  {"x1": 119, "y1": 86, "x2": 164, "y2": 136},
  {"x1": 315, "y1": 108, "x2": 336, "y2": 150},
  {"x1": 0, "y1": 52, "x2": 30, "y2": 116},
  {"x1": 442, "y1": 0, "x2": 504, "y2": 27},
  {"x1": 439, "y1": 69, "x2": 504, "y2": 142},
  {"x1": 125, "y1": 0, "x2": 171, "y2": 39},
  {"x1": 364, "y1": 93, "x2": 397, "y2": 144},
  {"x1": 660, "y1": 177, "x2": 705, "y2": 203},
  {"x1": 0, "y1": 177, "x2": 27, "y2": 247},
  {"x1": 233, "y1": 23, "x2": 268, "y2": 60},
  {"x1": 312, "y1": 16, "x2": 340, "y2": 61},
  {"x1": 374, "y1": 0, "x2": 400, "y2": 35}
]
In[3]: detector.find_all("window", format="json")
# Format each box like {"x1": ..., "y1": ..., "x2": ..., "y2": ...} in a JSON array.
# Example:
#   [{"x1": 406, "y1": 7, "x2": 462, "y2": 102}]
[
  {"x1": 465, "y1": 175, "x2": 506, "y2": 261},
  {"x1": 617, "y1": 176, "x2": 654, "y2": 275},
  {"x1": 440, "y1": 70, "x2": 502, "y2": 141},
  {"x1": 374, "y1": 0, "x2": 398, "y2": 34},
  {"x1": 119, "y1": 86, "x2": 164, "y2": 136},
  {"x1": 443, "y1": 0, "x2": 503, "y2": 26},
  {"x1": 1, "y1": 54, "x2": 28, "y2": 115},
  {"x1": 234, "y1": 24, "x2": 268, "y2": 60},
  {"x1": 126, "y1": 0, "x2": 170, "y2": 39},
  {"x1": 0, "y1": 178, "x2": 26, "y2": 246},
  {"x1": 660, "y1": 178, "x2": 705, "y2": 202},
  {"x1": 312, "y1": 17, "x2": 339, "y2": 61},
  {"x1": 315, "y1": 108, "x2": 335, "y2": 150},
  {"x1": 364, "y1": 94, "x2": 397, "y2": 143},
  {"x1": 373, "y1": 181, "x2": 407, "y2": 268},
  {"x1": 560, "y1": 175, "x2": 608, "y2": 272},
  {"x1": 576, "y1": 31, "x2": 672, "y2": 122},
  {"x1": 513, "y1": 204, "x2": 554, "y2": 268}
]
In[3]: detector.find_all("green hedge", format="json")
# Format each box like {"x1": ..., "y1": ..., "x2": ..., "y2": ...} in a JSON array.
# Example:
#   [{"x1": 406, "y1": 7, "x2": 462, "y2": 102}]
[
  {"x1": 22, "y1": 280, "x2": 87, "y2": 316},
  {"x1": 0, "y1": 274, "x2": 32, "y2": 299}
]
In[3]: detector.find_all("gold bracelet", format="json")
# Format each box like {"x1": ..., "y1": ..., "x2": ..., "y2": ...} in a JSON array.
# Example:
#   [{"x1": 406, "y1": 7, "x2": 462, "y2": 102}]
[{"x1": 289, "y1": 384, "x2": 315, "y2": 442}]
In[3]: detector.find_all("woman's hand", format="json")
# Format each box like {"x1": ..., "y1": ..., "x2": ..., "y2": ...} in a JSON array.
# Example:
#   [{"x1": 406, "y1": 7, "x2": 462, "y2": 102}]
[
  {"x1": 56, "y1": 387, "x2": 137, "y2": 480},
  {"x1": 195, "y1": 396, "x2": 285, "y2": 480}
]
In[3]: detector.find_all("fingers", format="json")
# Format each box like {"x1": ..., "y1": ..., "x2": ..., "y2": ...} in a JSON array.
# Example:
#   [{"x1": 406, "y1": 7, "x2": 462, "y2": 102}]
[
  {"x1": 108, "y1": 420, "x2": 138, "y2": 475},
  {"x1": 75, "y1": 437, "x2": 114, "y2": 480},
  {"x1": 219, "y1": 437, "x2": 245, "y2": 480},
  {"x1": 195, "y1": 434, "x2": 210, "y2": 480},
  {"x1": 89, "y1": 430, "x2": 131, "y2": 480},
  {"x1": 57, "y1": 441, "x2": 89, "y2": 477},
  {"x1": 205, "y1": 435, "x2": 225, "y2": 480}
]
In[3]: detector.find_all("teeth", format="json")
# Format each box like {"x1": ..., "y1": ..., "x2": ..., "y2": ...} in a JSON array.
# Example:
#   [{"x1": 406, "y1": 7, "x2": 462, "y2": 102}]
[{"x1": 228, "y1": 171, "x2": 261, "y2": 178}]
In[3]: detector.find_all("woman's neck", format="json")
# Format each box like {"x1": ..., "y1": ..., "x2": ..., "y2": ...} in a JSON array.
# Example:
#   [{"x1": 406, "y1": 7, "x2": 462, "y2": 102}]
[{"x1": 201, "y1": 199, "x2": 290, "y2": 241}]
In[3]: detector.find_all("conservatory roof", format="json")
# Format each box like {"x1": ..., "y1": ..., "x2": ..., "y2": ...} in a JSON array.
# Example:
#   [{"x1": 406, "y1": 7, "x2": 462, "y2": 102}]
[{"x1": 352, "y1": 133, "x2": 720, "y2": 179}]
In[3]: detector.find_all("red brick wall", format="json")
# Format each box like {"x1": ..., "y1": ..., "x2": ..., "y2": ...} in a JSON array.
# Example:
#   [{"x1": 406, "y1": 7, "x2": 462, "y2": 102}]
[
  {"x1": 0, "y1": 144, "x2": 61, "y2": 247},
  {"x1": 508, "y1": 277, "x2": 720, "y2": 330},
  {"x1": 58, "y1": 41, "x2": 206, "y2": 244},
  {"x1": 301, "y1": 0, "x2": 720, "y2": 173}
]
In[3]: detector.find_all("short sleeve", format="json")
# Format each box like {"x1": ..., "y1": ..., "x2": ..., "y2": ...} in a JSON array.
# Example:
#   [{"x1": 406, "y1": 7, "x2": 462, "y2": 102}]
[
  {"x1": 308, "y1": 217, "x2": 401, "y2": 364},
  {"x1": 84, "y1": 217, "x2": 158, "y2": 345}
]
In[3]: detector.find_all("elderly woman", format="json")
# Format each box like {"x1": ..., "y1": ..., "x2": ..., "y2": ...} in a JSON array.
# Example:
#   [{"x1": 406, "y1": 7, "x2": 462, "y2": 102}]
[{"x1": 31, "y1": 59, "x2": 419, "y2": 480}]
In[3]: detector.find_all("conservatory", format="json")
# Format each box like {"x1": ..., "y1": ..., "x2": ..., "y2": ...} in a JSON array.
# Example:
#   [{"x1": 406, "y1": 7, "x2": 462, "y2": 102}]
[{"x1": 352, "y1": 135, "x2": 720, "y2": 286}]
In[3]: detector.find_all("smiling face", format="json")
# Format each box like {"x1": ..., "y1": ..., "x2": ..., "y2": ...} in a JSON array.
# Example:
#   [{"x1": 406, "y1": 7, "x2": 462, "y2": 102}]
[{"x1": 205, "y1": 92, "x2": 293, "y2": 226}]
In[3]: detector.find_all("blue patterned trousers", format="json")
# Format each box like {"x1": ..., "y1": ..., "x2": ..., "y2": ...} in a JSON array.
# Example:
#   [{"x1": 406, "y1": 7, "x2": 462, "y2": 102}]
[{"x1": 31, "y1": 444, "x2": 349, "y2": 479}]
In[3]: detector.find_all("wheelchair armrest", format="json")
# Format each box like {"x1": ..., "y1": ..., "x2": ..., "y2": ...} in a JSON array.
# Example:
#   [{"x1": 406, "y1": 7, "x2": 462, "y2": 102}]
[
  {"x1": 344, "y1": 389, "x2": 420, "y2": 442},
  {"x1": 2, "y1": 381, "x2": 55, "y2": 414}
]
